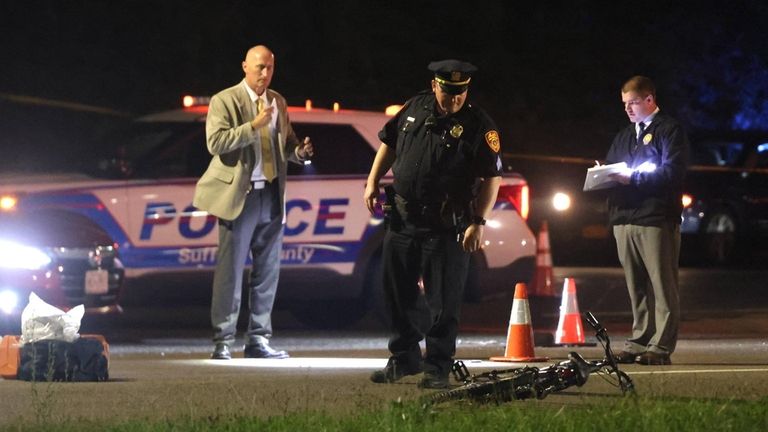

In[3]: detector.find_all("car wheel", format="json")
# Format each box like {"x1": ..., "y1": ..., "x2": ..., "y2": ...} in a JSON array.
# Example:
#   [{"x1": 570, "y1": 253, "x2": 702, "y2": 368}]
[{"x1": 703, "y1": 210, "x2": 738, "y2": 265}]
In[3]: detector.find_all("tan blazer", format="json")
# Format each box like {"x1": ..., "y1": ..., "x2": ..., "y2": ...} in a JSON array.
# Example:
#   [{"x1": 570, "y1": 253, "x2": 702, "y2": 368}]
[{"x1": 193, "y1": 81, "x2": 301, "y2": 220}]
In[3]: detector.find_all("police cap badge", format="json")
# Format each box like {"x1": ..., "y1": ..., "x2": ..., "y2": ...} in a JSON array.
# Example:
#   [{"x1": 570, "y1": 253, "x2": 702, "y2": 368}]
[{"x1": 428, "y1": 59, "x2": 477, "y2": 95}]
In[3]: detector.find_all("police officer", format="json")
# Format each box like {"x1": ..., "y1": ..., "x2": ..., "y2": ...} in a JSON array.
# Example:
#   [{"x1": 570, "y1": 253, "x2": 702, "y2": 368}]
[{"x1": 364, "y1": 59, "x2": 503, "y2": 389}]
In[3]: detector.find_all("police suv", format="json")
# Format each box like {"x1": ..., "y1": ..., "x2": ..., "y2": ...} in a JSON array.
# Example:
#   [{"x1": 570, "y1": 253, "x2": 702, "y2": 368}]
[{"x1": 0, "y1": 98, "x2": 536, "y2": 328}]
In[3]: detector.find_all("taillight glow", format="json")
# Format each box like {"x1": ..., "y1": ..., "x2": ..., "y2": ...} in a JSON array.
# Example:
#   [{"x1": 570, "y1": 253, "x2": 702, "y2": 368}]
[
  {"x1": 520, "y1": 185, "x2": 529, "y2": 220},
  {"x1": 181, "y1": 95, "x2": 210, "y2": 107},
  {"x1": 497, "y1": 184, "x2": 529, "y2": 220},
  {"x1": 682, "y1": 193, "x2": 693, "y2": 208}
]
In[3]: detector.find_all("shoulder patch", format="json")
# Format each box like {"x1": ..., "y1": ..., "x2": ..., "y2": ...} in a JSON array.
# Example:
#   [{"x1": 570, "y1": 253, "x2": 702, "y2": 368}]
[{"x1": 485, "y1": 130, "x2": 501, "y2": 153}]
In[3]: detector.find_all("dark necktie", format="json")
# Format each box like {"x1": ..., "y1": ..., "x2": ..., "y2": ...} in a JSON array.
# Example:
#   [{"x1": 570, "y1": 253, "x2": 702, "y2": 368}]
[{"x1": 637, "y1": 122, "x2": 646, "y2": 142}]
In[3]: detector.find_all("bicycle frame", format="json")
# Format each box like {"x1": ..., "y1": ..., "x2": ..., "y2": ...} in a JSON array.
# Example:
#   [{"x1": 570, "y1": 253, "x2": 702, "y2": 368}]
[{"x1": 429, "y1": 311, "x2": 634, "y2": 404}]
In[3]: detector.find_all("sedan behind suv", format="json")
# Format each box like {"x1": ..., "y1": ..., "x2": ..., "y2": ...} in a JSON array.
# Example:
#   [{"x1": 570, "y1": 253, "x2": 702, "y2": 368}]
[{"x1": 0, "y1": 208, "x2": 124, "y2": 332}]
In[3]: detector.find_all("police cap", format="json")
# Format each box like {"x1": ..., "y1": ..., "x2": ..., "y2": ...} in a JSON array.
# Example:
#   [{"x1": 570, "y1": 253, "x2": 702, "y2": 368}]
[{"x1": 428, "y1": 59, "x2": 477, "y2": 95}]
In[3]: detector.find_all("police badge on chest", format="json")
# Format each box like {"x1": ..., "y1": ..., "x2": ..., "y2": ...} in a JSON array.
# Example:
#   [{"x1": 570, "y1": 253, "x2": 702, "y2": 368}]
[{"x1": 440, "y1": 120, "x2": 463, "y2": 149}]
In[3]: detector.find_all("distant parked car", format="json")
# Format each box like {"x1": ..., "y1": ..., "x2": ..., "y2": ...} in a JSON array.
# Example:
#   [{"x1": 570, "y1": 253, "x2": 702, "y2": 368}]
[
  {"x1": 680, "y1": 131, "x2": 768, "y2": 265},
  {"x1": 0, "y1": 209, "x2": 124, "y2": 332}
]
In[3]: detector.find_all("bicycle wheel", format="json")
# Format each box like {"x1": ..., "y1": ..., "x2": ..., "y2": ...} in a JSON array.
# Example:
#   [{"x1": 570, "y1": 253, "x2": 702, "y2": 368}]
[{"x1": 429, "y1": 371, "x2": 538, "y2": 405}]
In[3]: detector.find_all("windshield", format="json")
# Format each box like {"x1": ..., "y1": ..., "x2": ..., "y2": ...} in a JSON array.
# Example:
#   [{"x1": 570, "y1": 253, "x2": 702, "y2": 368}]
[
  {"x1": 90, "y1": 121, "x2": 208, "y2": 179},
  {"x1": 91, "y1": 120, "x2": 377, "y2": 179}
]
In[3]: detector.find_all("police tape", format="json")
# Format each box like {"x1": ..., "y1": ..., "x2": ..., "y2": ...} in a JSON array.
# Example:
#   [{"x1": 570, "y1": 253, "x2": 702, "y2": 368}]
[{"x1": 503, "y1": 153, "x2": 595, "y2": 165}]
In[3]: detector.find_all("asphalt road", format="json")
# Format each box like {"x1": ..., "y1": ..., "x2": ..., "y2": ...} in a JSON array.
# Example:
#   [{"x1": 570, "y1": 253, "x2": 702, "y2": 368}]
[
  {"x1": 1, "y1": 266, "x2": 767, "y2": 426},
  {"x1": 75, "y1": 264, "x2": 768, "y2": 342},
  {"x1": 2, "y1": 333, "x2": 767, "y2": 426}
]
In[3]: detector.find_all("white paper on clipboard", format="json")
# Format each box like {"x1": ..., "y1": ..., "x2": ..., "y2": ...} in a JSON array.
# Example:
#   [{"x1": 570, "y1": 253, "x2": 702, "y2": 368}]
[{"x1": 582, "y1": 162, "x2": 628, "y2": 191}]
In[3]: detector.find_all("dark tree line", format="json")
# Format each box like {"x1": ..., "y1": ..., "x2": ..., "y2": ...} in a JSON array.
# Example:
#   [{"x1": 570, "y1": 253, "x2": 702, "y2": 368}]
[{"x1": 1, "y1": 0, "x2": 767, "y2": 164}]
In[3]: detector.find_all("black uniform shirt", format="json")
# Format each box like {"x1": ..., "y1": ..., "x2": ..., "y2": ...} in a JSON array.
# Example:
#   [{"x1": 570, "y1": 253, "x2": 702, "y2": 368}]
[{"x1": 378, "y1": 91, "x2": 502, "y2": 204}]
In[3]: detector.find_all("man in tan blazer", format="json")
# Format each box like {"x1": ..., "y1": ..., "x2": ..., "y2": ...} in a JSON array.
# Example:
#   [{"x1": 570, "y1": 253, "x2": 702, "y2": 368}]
[{"x1": 193, "y1": 45, "x2": 313, "y2": 360}]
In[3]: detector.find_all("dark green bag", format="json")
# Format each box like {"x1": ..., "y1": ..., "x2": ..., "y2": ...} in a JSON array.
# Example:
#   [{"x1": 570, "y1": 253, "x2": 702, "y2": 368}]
[{"x1": 17, "y1": 338, "x2": 108, "y2": 382}]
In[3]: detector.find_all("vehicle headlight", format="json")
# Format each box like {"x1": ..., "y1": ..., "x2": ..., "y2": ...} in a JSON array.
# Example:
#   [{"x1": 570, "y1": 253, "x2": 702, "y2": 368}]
[
  {"x1": 0, "y1": 289, "x2": 19, "y2": 315},
  {"x1": 0, "y1": 240, "x2": 52, "y2": 270},
  {"x1": 552, "y1": 192, "x2": 572, "y2": 212},
  {"x1": 0, "y1": 194, "x2": 19, "y2": 212}
]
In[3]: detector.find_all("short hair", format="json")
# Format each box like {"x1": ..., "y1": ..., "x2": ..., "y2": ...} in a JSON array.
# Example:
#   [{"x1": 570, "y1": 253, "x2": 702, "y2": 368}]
[{"x1": 622, "y1": 76, "x2": 656, "y2": 98}]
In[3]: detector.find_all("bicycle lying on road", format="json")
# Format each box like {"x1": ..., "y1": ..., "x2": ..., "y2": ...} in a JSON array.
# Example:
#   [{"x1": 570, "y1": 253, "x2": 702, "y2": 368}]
[{"x1": 428, "y1": 311, "x2": 634, "y2": 404}]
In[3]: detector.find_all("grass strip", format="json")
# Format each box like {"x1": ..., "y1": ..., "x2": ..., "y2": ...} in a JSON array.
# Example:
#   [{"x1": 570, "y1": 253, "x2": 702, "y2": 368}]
[{"x1": 4, "y1": 396, "x2": 768, "y2": 432}]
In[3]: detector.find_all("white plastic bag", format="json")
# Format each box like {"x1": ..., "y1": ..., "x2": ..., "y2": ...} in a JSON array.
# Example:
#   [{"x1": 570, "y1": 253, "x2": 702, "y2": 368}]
[{"x1": 20, "y1": 293, "x2": 83, "y2": 345}]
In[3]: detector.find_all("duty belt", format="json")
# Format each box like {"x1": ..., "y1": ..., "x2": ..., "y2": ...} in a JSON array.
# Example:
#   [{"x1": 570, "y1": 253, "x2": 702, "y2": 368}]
[
  {"x1": 392, "y1": 194, "x2": 469, "y2": 240},
  {"x1": 394, "y1": 194, "x2": 443, "y2": 218}
]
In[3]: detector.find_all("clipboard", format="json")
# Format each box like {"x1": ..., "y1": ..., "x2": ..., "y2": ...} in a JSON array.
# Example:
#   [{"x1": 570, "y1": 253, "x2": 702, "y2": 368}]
[{"x1": 582, "y1": 162, "x2": 628, "y2": 191}]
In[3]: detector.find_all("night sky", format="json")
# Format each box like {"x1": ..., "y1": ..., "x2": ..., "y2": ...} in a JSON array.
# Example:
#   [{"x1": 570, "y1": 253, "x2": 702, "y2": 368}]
[{"x1": 2, "y1": 0, "x2": 767, "y2": 170}]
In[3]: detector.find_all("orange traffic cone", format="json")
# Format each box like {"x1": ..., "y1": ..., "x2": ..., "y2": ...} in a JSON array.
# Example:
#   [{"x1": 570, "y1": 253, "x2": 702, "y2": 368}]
[
  {"x1": 555, "y1": 278, "x2": 588, "y2": 345},
  {"x1": 530, "y1": 221, "x2": 555, "y2": 297},
  {"x1": 490, "y1": 283, "x2": 549, "y2": 362}
]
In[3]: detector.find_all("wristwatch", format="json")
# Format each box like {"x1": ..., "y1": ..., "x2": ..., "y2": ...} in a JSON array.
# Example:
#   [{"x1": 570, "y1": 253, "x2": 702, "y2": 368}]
[{"x1": 471, "y1": 215, "x2": 486, "y2": 226}]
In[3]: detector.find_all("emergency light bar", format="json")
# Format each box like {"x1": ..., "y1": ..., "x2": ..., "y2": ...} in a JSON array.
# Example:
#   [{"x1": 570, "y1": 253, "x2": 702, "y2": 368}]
[{"x1": 182, "y1": 95, "x2": 211, "y2": 107}]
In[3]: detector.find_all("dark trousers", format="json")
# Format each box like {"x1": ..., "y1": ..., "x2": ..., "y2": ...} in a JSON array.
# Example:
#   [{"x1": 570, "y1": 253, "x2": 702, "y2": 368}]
[
  {"x1": 211, "y1": 182, "x2": 283, "y2": 346},
  {"x1": 382, "y1": 226, "x2": 470, "y2": 376}
]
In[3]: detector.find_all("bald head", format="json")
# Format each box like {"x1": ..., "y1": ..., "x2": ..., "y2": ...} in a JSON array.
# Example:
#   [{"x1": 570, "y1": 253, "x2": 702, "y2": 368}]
[{"x1": 242, "y1": 45, "x2": 275, "y2": 95}]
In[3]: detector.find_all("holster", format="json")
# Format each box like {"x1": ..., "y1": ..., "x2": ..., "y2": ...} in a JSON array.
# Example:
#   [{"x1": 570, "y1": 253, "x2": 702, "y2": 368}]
[
  {"x1": 442, "y1": 200, "x2": 470, "y2": 242},
  {"x1": 383, "y1": 185, "x2": 401, "y2": 230}
]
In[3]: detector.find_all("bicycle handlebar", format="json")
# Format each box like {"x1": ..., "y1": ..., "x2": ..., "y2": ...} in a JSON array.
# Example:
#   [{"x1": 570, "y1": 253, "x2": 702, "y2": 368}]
[{"x1": 584, "y1": 311, "x2": 599, "y2": 329}]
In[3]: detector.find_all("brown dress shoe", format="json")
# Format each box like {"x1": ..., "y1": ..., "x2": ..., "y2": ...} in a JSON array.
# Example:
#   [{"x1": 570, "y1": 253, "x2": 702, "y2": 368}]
[
  {"x1": 636, "y1": 351, "x2": 671, "y2": 365},
  {"x1": 615, "y1": 351, "x2": 639, "y2": 364}
]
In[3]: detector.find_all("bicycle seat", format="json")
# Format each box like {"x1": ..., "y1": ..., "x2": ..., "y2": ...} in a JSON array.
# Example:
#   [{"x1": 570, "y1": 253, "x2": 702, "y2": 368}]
[{"x1": 567, "y1": 352, "x2": 592, "y2": 386}]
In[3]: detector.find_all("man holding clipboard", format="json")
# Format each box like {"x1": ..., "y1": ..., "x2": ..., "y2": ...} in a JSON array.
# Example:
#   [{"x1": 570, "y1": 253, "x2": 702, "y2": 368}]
[{"x1": 591, "y1": 76, "x2": 689, "y2": 366}]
